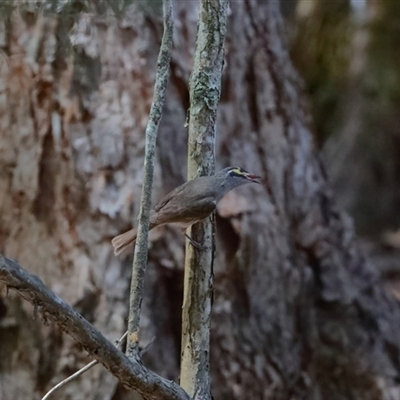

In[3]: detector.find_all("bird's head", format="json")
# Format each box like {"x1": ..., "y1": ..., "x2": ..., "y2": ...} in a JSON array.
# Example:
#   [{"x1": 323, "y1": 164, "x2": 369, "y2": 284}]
[{"x1": 225, "y1": 166, "x2": 262, "y2": 184}]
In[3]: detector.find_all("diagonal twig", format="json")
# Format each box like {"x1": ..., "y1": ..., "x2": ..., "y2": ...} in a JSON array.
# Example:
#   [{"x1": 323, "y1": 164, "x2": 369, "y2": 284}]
[
  {"x1": 41, "y1": 331, "x2": 128, "y2": 400},
  {"x1": 42, "y1": 360, "x2": 98, "y2": 400},
  {"x1": 0, "y1": 254, "x2": 190, "y2": 400}
]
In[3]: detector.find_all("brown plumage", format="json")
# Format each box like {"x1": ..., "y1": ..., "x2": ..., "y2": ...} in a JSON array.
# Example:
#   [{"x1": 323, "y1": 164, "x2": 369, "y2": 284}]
[{"x1": 112, "y1": 167, "x2": 261, "y2": 256}]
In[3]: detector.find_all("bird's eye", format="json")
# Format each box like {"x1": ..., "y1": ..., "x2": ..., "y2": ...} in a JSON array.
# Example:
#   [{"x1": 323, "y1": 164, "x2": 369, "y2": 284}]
[{"x1": 229, "y1": 167, "x2": 248, "y2": 177}]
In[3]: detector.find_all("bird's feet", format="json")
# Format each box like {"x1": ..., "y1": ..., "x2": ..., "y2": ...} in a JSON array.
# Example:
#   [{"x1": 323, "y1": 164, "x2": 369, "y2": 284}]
[{"x1": 184, "y1": 234, "x2": 206, "y2": 251}]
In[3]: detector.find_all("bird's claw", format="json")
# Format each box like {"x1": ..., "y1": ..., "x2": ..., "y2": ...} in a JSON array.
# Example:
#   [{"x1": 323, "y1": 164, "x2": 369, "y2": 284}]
[{"x1": 184, "y1": 234, "x2": 206, "y2": 251}]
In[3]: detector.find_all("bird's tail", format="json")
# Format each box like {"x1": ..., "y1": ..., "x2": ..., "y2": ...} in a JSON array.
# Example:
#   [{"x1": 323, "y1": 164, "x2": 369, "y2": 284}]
[{"x1": 111, "y1": 229, "x2": 137, "y2": 256}]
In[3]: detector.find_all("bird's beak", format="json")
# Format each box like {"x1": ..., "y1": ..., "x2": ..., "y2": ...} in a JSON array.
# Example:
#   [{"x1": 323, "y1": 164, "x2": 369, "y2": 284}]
[{"x1": 245, "y1": 173, "x2": 262, "y2": 184}]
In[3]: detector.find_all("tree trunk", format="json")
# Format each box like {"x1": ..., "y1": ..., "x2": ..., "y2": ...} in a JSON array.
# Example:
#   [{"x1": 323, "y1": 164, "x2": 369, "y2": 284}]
[{"x1": 1, "y1": 1, "x2": 400, "y2": 400}]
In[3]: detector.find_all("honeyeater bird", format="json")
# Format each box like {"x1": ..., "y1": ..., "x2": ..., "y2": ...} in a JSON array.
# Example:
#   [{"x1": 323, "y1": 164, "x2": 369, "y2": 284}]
[{"x1": 112, "y1": 166, "x2": 261, "y2": 255}]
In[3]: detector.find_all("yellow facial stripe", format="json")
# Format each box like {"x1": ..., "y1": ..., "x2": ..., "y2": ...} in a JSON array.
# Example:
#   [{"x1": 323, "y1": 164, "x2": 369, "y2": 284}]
[{"x1": 231, "y1": 167, "x2": 246, "y2": 176}]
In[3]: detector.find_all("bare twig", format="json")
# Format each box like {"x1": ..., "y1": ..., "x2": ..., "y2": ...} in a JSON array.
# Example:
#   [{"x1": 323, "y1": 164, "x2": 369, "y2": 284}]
[
  {"x1": 41, "y1": 331, "x2": 128, "y2": 400},
  {"x1": 0, "y1": 254, "x2": 190, "y2": 400},
  {"x1": 42, "y1": 360, "x2": 98, "y2": 400},
  {"x1": 115, "y1": 330, "x2": 129, "y2": 347},
  {"x1": 140, "y1": 335, "x2": 156, "y2": 357},
  {"x1": 126, "y1": 0, "x2": 174, "y2": 358},
  {"x1": 180, "y1": 0, "x2": 228, "y2": 399}
]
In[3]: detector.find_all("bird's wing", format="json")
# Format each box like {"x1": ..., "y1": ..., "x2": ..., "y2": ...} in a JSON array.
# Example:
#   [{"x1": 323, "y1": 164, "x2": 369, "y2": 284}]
[
  {"x1": 154, "y1": 183, "x2": 188, "y2": 212},
  {"x1": 154, "y1": 176, "x2": 215, "y2": 213},
  {"x1": 153, "y1": 195, "x2": 217, "y2": 226}
]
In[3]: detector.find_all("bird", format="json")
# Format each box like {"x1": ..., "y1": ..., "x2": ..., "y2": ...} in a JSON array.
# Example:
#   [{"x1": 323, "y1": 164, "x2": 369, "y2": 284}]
[{"x1": 111, "y1": 166, "x2": 261, "y2": 256}]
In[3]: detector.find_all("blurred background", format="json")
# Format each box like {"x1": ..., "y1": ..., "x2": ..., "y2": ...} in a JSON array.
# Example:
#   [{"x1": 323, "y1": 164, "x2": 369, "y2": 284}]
[
  {"x1": 290, "y1": 0, "x2": 400, "y2": 234},
  {"x1": 1, "y1": 0, "x2": 400, "y2": 399},
  {"x1": 287, "y1": 0, "x2": 400, "y2": 299}
]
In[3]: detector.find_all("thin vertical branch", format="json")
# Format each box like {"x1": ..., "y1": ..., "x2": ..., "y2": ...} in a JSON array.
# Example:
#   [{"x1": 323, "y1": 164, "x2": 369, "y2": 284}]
[
  {"x1": 126, "y1": 0, "x2": 174, "y2": 358},
  {"x1": 180, "y1": 0, "x2": 228, "y2": 398}
]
